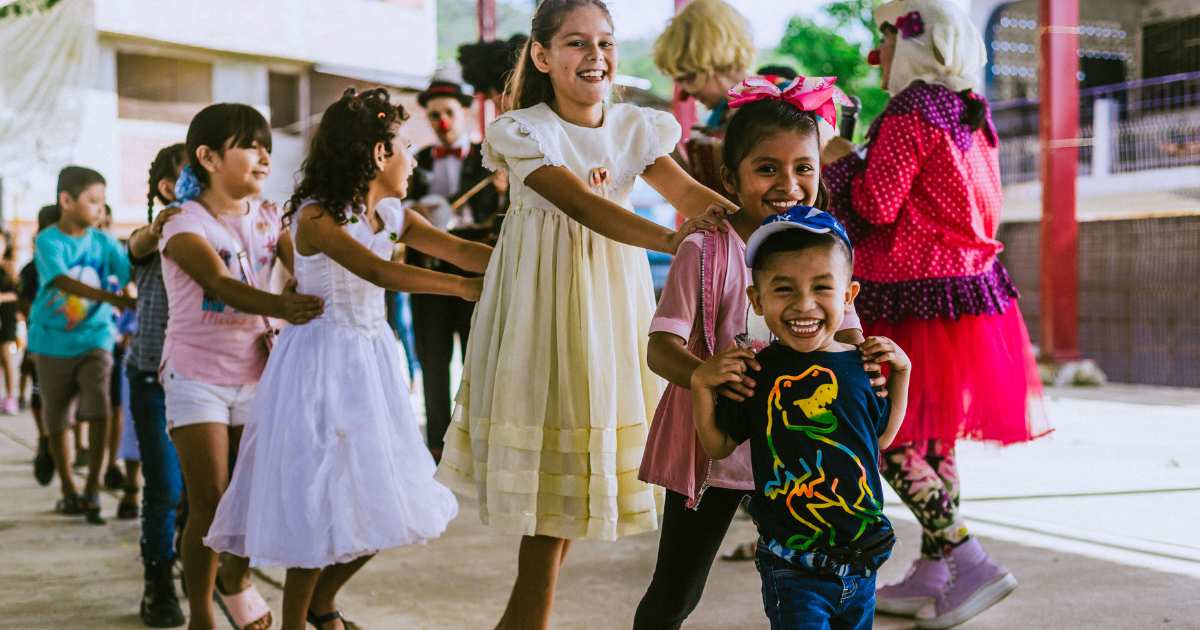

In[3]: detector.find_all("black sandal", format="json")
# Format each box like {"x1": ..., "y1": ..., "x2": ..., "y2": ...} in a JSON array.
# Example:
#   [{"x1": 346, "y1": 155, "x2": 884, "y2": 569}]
[
  {"x1": 82, "y1": 492, "x2": 106, "y2": 525},
  {"x1": 307, "y1": 609, "x2": 345, "y2": 629},
  {"x1": 117, "y1": 498, "x2": 139, "y2": 520},
  {"x1": 56, "y1": 493, "x2": 84, "y2": 515}
]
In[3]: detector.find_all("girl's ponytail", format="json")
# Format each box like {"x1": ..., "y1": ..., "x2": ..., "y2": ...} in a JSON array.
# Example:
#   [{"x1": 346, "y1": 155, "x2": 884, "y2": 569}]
[
  {"x1": 146, "y1": 143, "x2": 187, "y2": 222},
  {"x1": 503, "y1": 37, "x2": 553, "y2": 112}
]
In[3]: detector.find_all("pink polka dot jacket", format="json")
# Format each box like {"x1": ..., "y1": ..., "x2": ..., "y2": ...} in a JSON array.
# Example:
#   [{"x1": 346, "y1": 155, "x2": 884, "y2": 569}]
[{"x1": 824, "y1": 81, "x2": 1019, "y2": 322}]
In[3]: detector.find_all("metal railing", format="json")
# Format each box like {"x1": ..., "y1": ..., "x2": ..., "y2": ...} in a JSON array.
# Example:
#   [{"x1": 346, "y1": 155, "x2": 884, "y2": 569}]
[{"x1": 993, "y1": 71, "x2": 1200, "y2": 184}]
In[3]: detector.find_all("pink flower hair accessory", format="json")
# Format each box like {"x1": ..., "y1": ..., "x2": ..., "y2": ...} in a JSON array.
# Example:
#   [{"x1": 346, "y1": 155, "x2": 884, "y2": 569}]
[
  {"x1": 895, "y1": 11, "x2": 924, "y2": 38},
  {"x1": 726, "y1": 75, "x2": 854, "y2": 128}
]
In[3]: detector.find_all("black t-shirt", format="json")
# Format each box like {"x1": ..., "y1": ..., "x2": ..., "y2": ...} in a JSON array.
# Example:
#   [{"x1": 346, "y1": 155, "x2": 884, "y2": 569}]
[{"x1": 716, "y1": 344, "x2": 892, "y2": 562}]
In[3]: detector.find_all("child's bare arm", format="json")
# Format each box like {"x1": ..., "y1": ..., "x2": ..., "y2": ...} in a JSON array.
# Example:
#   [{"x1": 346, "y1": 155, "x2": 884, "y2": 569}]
[
  {"x1": 525, "y1": 166, "x2": 724, "y2": 254},
  {"x1": 648, "y1": 332, "x2": 701, "y2": 388},
  {"x1": 163, "y1": 233, "x2": 323, "y2": 324},
  {"x1": 861, "y1": 336, "x2": 911, "y2": 449},
  {"x1": 641, "y1": 156, "x2": 739, "y2": 219},
  {"x1": 401, "y1": 209, "x2": 492, "y2": 273},
  {"x1": 129, "y1": 205, "x2": 184, "y2": 260},
  {"x1": 690, "y1": 348, "x2": 756, "y2": 459},
  {"x1": 50, "y1": 276, "x2": 135, "y2": 310},
  {"x1": 298, "y1": 205, "x2": 480, "y2": 301}
]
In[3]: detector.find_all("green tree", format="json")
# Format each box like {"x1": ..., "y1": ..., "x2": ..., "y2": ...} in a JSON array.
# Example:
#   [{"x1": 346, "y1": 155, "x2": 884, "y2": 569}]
[
  {"x1": 776, "y1": 1, "x2": 888, "y2": 142},
  {"x1": 437, "y1": 0, "x2": 532, "y2": 67},
  {"x1": 617, "y1": 37, "x2": 673, "y2": 100},
  {"x1": 0, "y1": 0, "x2": 60, "y2": 19}
]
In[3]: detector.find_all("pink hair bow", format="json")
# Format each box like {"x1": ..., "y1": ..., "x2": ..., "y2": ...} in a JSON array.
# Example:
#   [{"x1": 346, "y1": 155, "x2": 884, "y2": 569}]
[{"x1": 726, "y1": 75, "x2": 853, "y2": 128}]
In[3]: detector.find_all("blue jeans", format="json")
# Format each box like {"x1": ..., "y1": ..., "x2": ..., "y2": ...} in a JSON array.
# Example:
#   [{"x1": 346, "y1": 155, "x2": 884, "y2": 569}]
[
  {"x1": 756, "y1": 546, "x2": 877, "y2": 630},
  {"x1": 127, "y1": 366, "x2": 183, "y2": 568}
]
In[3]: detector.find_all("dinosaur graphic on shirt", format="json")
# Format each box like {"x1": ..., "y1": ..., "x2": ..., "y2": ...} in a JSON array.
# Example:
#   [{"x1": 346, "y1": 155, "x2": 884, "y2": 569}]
[{"x1": 764, "y1": 365, "x2": 884, "y2": 551}]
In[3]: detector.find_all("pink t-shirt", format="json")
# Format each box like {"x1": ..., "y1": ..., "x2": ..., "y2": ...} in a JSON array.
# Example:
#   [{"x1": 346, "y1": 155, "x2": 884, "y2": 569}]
[{"x1": 159, "y1": 199, "x2": 282, "y2": 385}]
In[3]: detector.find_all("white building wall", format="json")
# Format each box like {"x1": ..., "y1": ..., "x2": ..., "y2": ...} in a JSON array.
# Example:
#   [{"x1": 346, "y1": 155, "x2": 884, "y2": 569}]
[
  {"x1": 94, "y1": 0, "x2": 436, "y2": 85},
  {"x1": 6, "y1": 0, "x2": 435, "y2": 237}
]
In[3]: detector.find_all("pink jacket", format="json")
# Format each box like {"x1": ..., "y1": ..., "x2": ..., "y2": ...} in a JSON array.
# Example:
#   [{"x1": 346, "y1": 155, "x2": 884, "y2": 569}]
[{"x1": 639, "y1": 226, "x2": 755, "y2": 508}]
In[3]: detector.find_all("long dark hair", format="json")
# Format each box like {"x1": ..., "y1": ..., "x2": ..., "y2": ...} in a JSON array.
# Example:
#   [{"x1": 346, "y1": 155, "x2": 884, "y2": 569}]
[
  {"x1": 185, "y1": 103, "x2": 272, "y2": 188},
  {"x1": 286, "y1": 88, "x2": 407, "y2": 226},
  {"x1": 504, "y1": 0, "x2": 613, "y2": 111},
  {"x1": 722, "y1": 100, "x2": 830, "y2": 211},
  {"x1": 146, "y1": 143, "x2": 187, "y2": 222}
]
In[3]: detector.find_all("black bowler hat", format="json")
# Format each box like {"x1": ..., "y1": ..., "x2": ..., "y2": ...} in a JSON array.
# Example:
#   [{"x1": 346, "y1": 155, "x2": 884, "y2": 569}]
[{"x1": 418, "y1": 80, "x2": 474, "y2": 108}]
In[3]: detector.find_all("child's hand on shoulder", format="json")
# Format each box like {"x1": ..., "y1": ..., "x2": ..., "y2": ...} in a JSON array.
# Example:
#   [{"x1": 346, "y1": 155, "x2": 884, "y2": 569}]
[
  {"x1": 691, "y1": 347, "x2": 759, "y2": 396},
  {"x1": 861, "y1": 336, "x2": 910, "y2": 372},
  {"x1": 150, "y1": 205, "x2": 184, "y2": 237},
  {"x1": 860, "y1": 335, "x2": 910, "y2": 397},
  {"x1": 668, "y1": 203, "x2": 733, "y2": 253}
]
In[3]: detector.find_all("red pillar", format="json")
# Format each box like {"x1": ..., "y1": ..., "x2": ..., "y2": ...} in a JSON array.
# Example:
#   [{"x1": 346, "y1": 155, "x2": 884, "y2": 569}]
[
  {"x1": 1038, "y1": 0, "x2": 1081, "y2": 361},
  {"x1": 476, "y1": 0, "x2": 497, "y2": 133}
]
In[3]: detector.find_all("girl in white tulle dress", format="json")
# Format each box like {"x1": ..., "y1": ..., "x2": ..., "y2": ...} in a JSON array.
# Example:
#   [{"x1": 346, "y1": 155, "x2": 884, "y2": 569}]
[
  {"x1": 433, "y1": 2, "x2": 737, "y2": 628},
  {"x1": 205, "y1": 88, "x2": 490, "y2": 629}
]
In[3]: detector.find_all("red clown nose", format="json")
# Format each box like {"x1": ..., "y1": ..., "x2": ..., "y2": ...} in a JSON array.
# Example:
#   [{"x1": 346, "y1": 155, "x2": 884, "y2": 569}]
[{"x1": 437, "y1": 119, "x2": 452, "y2": 132}]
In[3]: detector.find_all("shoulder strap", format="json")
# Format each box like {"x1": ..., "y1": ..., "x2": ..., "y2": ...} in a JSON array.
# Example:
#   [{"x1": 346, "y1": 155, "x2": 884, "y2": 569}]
[{"x1": 203, "y1": 203, "x2": 274, "y2": 333}]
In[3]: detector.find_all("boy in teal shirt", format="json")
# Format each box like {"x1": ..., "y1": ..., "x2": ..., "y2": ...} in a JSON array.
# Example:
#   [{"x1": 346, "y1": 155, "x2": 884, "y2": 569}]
[{"x1": 30, "y1": 166, "x2": 133, "y2": 524}]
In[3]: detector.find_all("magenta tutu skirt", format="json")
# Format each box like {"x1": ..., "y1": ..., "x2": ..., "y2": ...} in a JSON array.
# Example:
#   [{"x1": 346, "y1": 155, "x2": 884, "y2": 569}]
[{"x1": 864, "y1": 304, "x2": 1050, "y2": 446}]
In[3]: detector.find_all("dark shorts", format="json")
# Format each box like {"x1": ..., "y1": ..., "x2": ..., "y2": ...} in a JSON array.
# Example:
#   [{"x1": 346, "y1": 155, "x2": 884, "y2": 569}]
[
  {"x1": 0, "y1": 306, "x2": 16, "y2": 343},
  {"x1": 32, "y1": 350, "x2": 113, "y2": 434}
]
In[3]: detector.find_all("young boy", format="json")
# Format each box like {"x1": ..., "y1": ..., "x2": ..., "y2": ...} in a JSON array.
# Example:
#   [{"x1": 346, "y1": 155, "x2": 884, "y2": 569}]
[
  {"x1": 29, "y1": 167, "x2": 133, "y2": 524},
  {"x1": 691, "y1": 207, "x2": 911, "y2": 630}
]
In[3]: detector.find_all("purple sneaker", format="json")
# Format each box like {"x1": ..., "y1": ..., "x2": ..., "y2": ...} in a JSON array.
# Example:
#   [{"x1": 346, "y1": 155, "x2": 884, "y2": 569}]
[
  {"x1": 915, "y1": 539, "x2": 1018, "y2": 629},
  {"x1": 876, "y1": 557, "x2": 950, "y2": 617}
]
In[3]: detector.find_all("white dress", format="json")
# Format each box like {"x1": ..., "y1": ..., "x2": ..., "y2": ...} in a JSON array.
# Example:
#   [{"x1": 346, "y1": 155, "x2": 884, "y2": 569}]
[
  {"x1": 206, "y1": 200, "x2": 457, "y2": 568},
  {"x1": 436, "y1": 103, "x2": 680, "y2": 541}
]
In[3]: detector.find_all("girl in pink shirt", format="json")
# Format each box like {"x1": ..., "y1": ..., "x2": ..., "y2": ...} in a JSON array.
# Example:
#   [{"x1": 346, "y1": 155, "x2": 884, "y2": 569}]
[
  {"x1": 160, "y1": 103, "x2": 323, "y2": 630},
  {"x1": 634, "y1": 75, "x2": 876, "y2": 629}
]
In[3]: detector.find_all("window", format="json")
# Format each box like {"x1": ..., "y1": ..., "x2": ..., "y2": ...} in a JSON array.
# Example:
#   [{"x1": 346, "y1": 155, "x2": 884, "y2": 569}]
[
  {"x1": 116, "y1": 53, "x2": 213, "y2": 124},
  {"x1": 269, "y1": 72, "x2": 301, "y2": 133}
]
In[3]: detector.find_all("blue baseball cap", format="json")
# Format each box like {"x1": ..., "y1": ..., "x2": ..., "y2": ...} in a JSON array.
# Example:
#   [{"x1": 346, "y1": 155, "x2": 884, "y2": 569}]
[{"x1": 744, "y1": 205, "x2": 853, "y2": 267}]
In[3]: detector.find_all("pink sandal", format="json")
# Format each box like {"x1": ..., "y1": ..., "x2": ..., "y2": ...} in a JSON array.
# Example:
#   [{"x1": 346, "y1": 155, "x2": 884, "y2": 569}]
[{"x1": 215, "y1": 582, "x2": 273, "y2": 630}]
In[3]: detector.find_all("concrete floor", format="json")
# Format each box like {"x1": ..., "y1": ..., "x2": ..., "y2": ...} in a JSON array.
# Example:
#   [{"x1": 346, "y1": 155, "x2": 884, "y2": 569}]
[{"x1": 1, "y1": 386, "x2": 1198, "y2": 629}]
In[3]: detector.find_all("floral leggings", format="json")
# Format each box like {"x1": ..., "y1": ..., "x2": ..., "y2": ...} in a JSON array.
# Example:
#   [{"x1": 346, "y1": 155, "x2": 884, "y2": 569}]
[{"x1": 880, "y1": 440, "x2": 971, "y2": 559}]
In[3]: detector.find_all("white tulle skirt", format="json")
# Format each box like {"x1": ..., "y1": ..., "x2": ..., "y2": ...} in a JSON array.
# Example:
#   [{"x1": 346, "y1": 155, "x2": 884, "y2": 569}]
[{"x1": 205, "y1": 320, "x2": 458, "y2": 568}]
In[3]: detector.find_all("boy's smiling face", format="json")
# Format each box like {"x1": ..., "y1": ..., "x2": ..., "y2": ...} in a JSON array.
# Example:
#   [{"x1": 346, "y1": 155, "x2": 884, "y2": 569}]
[{"x1": 748, "y1": 240, "x2": 858, "y2": 353}]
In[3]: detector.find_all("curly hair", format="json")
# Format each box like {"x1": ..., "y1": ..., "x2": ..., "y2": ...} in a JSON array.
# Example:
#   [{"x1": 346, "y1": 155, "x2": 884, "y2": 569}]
[
  {"x1": 652, "y1": 0, "x2": 754, "y2": 79},
  {"x1": 286, "y1": 87, "x2": 408, "y2": 226},
  {"x1": 459, "y1": 34, "x2": 528, "y2": 96},
  {"x1": 146, "y1": 143, "x2": 187, "y2": 223}
]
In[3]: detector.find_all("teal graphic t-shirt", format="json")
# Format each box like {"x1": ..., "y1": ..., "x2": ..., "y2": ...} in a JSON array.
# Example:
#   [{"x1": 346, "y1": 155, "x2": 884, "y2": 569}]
[{"x1": 29, "y1": 225, "x2": 131, "y2": 357}]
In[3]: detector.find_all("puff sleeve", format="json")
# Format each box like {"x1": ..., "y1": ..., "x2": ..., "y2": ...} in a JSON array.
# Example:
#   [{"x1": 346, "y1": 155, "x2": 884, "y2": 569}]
[{"x1": 481, "y1": 113, "x2": 567, "y2": 183}]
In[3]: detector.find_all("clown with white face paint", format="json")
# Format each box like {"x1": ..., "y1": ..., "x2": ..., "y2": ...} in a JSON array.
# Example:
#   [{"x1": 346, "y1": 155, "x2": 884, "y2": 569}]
[
  {"x1": 404, "y1": 75, "x2": 508, "y2": 463},
  {"x1": 821, "y1": 1, "x2": 1049, "y2": 628}
]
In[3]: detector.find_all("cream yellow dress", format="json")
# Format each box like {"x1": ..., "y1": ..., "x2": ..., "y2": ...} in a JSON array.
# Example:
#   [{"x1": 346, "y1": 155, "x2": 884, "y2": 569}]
[{"x1": 436, "y1": 102, "x2": 680, "y2": 541}]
